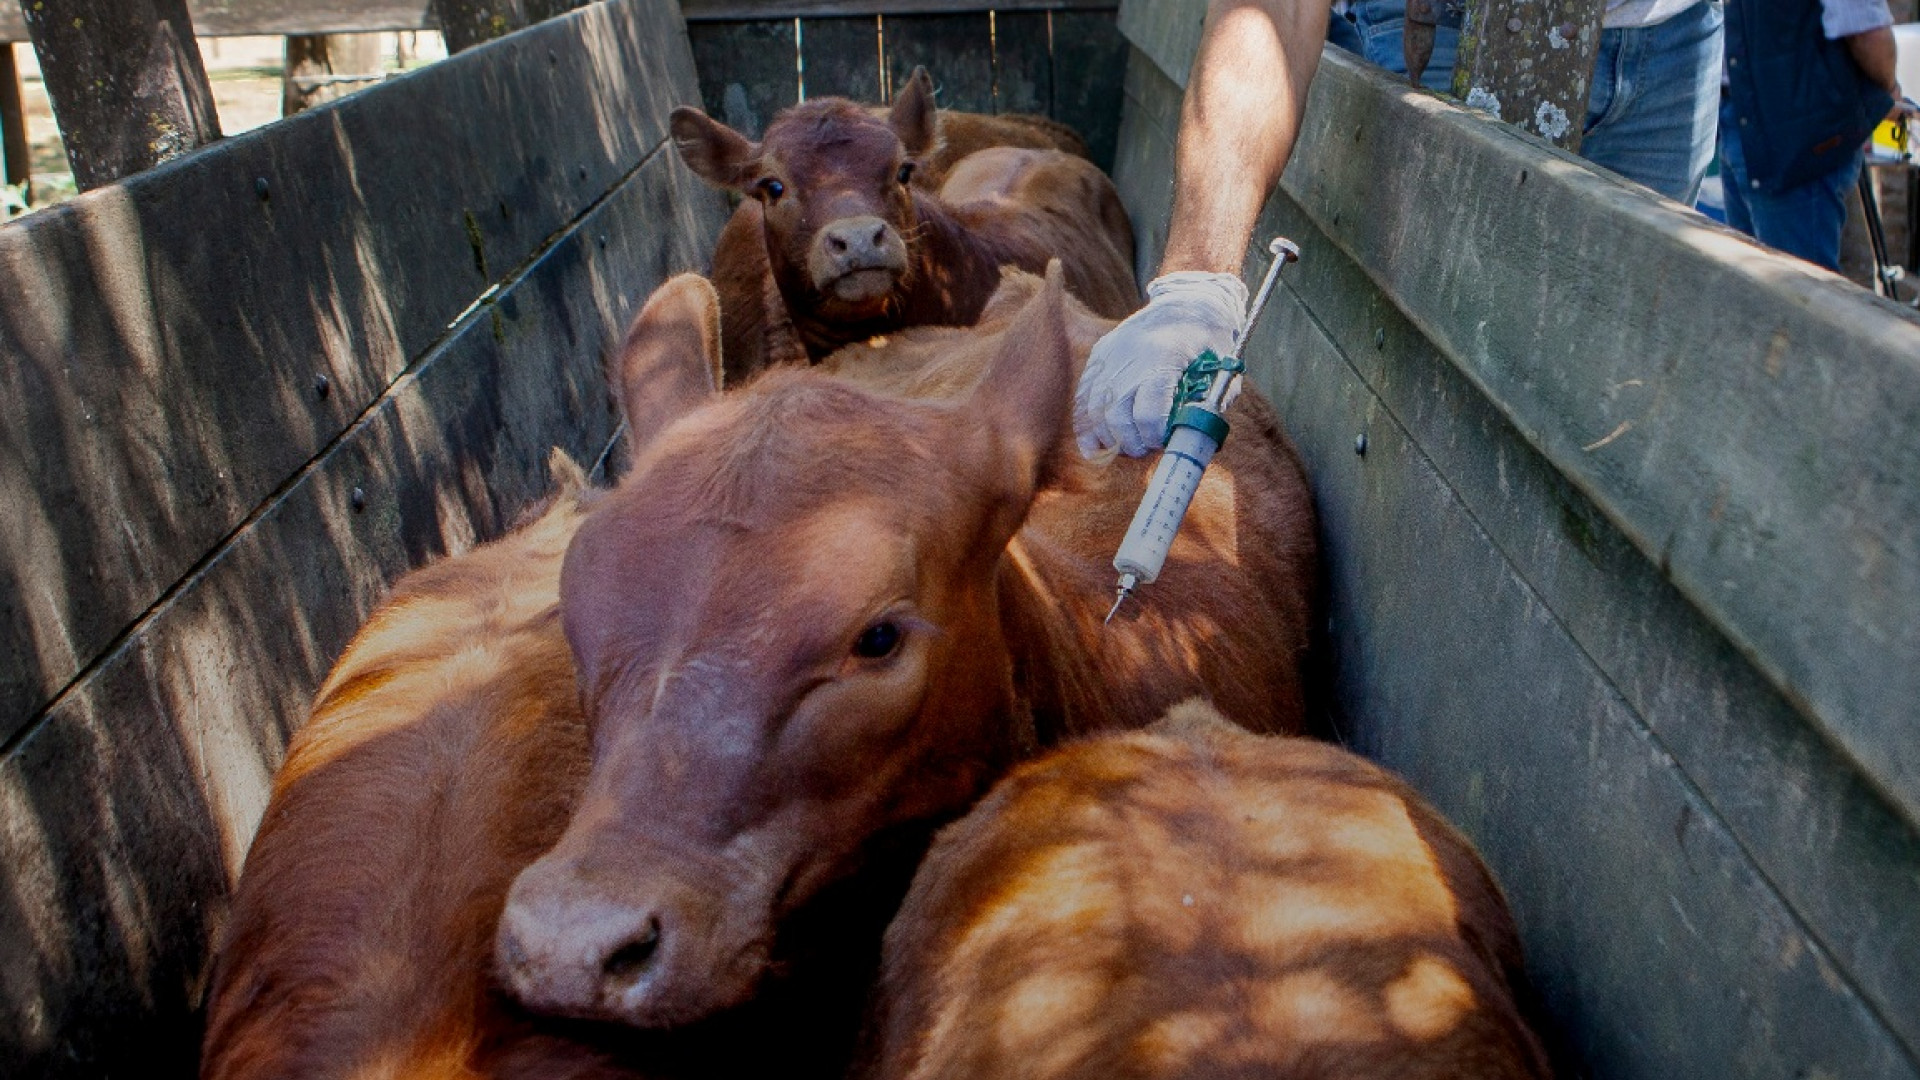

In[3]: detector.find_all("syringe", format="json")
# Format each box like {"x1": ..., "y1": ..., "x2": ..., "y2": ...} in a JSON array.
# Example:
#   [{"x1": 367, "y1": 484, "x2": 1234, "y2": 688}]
[{"x1": 1104, "y1": 238, "x2": 1299, "y2": 624}]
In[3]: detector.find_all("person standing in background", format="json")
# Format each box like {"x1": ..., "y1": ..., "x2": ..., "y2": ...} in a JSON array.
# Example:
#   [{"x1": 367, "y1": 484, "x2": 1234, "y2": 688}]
[
  {"x1": 1329, "y1": 0, "x2": 1724, "y2": 205},
  {"x1": 1717, "y1": 0, "x2": 1904, "y2": 272}
]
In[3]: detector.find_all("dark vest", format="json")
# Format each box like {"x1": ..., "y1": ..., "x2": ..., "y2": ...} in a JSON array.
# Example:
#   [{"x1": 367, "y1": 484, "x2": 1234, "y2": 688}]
[{"x1": 1724, "y1": 0, "x2": 1893, "y2": 192}]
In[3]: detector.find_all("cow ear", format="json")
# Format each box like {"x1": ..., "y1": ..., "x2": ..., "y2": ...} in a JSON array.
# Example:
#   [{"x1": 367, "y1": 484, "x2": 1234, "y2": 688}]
[
  {"x1": 961, "y1": 260, "x2": 1073, "y2": 541},
  {"x1": 670, "y1": 107, "x2": 761, "y2": 191},
  {"x1": 615, "y1": 274, "x2": 724, "y2": 459},
  {"x1": 888, "y1": 67, "x2": 939, "y2": 157}
]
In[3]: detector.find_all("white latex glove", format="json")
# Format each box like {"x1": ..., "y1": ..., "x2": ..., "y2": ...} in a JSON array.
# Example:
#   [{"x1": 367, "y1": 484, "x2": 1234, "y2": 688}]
[{"x1": 1073, "y1": 271, "x2": 1248, "y2": 458}]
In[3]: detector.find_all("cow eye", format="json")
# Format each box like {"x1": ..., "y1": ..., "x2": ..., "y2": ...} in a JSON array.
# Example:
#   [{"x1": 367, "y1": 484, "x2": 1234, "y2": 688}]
[
  {"x1": 759, "y1": 178, "x2": 785, "y2": 201},
  {"x1": 852, "y1": 621, "x2": 902, "y2": 660},
  {"x1": 896, "y1": 162, "x2": 915, "y2": 186}
]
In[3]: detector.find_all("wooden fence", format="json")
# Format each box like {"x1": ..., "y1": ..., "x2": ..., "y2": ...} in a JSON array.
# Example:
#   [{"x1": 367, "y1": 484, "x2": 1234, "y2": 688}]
[
  {"x1": 0, "y1": 1, "x2": 727, "y2": 1072},
  {"x1": 683, "y1": 2, "x2": 1127, "y2": 170},
  {"x1": 1113, "y1": 2, "x2": 1920, "y2": 1077}
]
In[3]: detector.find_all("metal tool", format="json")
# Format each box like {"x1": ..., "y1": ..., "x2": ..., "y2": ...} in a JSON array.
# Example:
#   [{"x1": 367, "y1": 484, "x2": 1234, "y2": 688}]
[{"x1": 1104, "y1": 237, "x2": 1300, "y2": 625}]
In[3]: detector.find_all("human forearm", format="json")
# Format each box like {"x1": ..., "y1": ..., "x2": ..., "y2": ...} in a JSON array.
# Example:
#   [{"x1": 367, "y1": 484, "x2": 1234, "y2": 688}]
[
  {"x1": 1159, "y1": 0, "x2": 1329, "y2": 275},
  {"x1": 1844, "y1": 25, "x2": 1899, "y2": 93}
]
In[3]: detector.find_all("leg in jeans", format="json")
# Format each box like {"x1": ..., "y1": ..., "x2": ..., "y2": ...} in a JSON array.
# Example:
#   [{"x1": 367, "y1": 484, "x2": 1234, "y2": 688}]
[
  {"x1": 1717, "y1": 96, "x2": 1862, "y2": 272},
  {"x1": 1580, "y1": 0, "x2": 1725, "y2": 204},
  {"x1": 1348, "y1": 0, "x2": 1460, "y2": 94},
  {"x1": 1346, "y1": 0, "x2": 1722, "y2": 204}
]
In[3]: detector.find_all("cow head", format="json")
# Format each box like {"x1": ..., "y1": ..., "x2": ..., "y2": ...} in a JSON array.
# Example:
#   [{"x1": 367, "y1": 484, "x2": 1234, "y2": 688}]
[
  {"x1": 670, "y1": 68, "x2": 941, "y2": 321},
  {"x1": 495, "y1": 263, "x2": 1076, "y2": 1029}
]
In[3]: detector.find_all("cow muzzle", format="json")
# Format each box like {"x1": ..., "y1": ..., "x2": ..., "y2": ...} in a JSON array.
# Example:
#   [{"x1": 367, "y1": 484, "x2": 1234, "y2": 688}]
[
  {"x1": 495, "y1": 855, "x2": 771, "y2": 1028},
  {"x1": 808, "y1": 214, "x2": 908, "y2": 301}
]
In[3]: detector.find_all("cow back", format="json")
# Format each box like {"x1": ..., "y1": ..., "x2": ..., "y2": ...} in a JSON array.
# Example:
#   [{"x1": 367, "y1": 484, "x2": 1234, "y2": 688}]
[
  {"x1": 201, "y1": 461, "x2": 615, "y2": 1080},
  {"x1": 865, "y1": 701, "x2": 1552, "y2": 1080}
]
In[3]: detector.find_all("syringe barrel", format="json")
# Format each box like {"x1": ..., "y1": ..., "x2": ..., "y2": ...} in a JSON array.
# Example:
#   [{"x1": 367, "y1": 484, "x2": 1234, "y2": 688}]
[{"x1": 1112, "y1": 423, "x2": 1221, "y2": 584}]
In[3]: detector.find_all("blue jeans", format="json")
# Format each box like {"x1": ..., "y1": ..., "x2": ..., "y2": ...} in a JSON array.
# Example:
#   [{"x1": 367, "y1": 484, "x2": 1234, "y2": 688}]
[
  {"x1": 1332, "y1": 0, "x2": 1724, "y2": 204},
  {"x1": 1716, "y1": 96, "x2": 1863, "y2": 272}
]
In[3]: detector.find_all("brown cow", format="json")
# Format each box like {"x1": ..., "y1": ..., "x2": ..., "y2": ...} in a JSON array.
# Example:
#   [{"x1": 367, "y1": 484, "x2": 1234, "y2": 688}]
[
  {"x1": 202, "y1": 281, "x2": 848, "y2": 1080},
  {"x1": 860, "y1": 699, "x2": 1554, "y2": 1080},
  {"x1": 199, "y1": 451, "x2": 615, "y2": 1080},
  {"x1": 674, "y1": 67, "x2": 1138, "y2": 385},
  {"x1": 494, "y1": 264, "x2": 1317, "y2": 1045}
]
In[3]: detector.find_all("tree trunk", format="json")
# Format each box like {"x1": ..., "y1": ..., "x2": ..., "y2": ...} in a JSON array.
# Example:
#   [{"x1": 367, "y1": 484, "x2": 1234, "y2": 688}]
[
  {"x1": 282, "y1": 33, "x2": 385, "y2": 116},
  {"x1": 1452, "y1": 0, "x2": 1605, "y2": 151},
  {"x1": 430, "y1": 0, "x2": 532, "y2": 54},
  {"x1": 1, "y1": 45, "x2": 30, "y2": 195},
  {"x1": 18, "y1": 0, "x2": 221, "y2": 191}
]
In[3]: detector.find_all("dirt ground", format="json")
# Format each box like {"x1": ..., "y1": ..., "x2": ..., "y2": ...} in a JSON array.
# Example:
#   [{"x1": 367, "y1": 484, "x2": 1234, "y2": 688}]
[{"x1": 5, "y1": 32, "x2": 446, "y2": 216}]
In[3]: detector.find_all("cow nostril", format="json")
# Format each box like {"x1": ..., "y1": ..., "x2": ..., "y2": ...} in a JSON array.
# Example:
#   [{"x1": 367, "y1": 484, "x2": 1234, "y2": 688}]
[
  {"x1": 602, "y1": 917, "x2": 662, "y2": 986},
  {"x1": 870, "y1": 223, "x2": 886, "y2": 247},
  {"x1": 827, "y1": 234, "x2": 848, "y2": 254}
]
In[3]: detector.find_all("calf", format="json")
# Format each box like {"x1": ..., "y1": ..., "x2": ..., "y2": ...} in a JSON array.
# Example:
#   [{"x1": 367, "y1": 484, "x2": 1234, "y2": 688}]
[
  {"x1": 494, "y1": 264, "x2": 1318, "y2": 1045},
  {"x1": 201, "y1": 280, "x2": 783, "y2": 1080},
  {"x1": 200, "y1": 452, "x2": 610, "y2": 1080},
  {"x1": 674, "y1": 67, "x2": 1138, "y2": 384},
  {"x1": 861, "y1": 699, "x2": 1554, "y2": 1080}
]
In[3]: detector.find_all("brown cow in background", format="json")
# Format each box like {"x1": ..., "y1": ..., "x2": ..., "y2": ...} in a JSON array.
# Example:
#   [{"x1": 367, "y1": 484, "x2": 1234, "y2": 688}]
[
  {"x1": 674, "y1": 67, "x2": 1138, "y2": 385},
  {"x1": 861, "y1": 699, "x2": 1554, "y2": 1080},
  {"x1": 494, "y1": 264, "x2": 1317, "y2": 1044}
]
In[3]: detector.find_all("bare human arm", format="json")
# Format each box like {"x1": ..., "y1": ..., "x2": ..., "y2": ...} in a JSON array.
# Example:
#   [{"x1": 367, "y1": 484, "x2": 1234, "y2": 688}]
[
  {"x1": 1075, "y1": 0, "x2": 1330, "y2": 455},
  {"x1": 1843, "y1": 25, "x2": 1898, "y2": 93},
  {"x1": 1160, "y1": 0, "x2": 1332, "y2": 275}
]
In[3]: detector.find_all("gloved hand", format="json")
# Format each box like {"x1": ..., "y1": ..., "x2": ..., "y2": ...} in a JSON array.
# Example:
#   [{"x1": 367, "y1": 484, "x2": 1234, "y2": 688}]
[{"x1": 1073, "y1": 271, "x2": 1248, "y2": 458}]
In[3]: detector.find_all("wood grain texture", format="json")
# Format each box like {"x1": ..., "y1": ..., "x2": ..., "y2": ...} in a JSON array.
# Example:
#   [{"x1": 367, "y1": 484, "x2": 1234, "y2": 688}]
[
  {"x1": 1048, "y1": 8, "x2": 1126, "y2": 170},
  {"x1": 799, "y1": 15, "x2": 883, "y2": 101},
  {"x1": 1111, "y1": 27, "x2": 1920, "y2": 1076},
  {"x1": 880, "y1": 13, "x2": 992, "y2": 111},
  {"x1": 1120, "y1": 5, "x2": 1920, "y2": 833},
  {"x1": 0, "y1": 0, "x2": 698, "y2": 752},
  {"x1": 1252, "y1": 255, "x2": 1920, "y2": 1079},
  {"x1": 690, "y1": 19, "x2": 800, "y2": 138},
  {"x1": 990, "y1": 10, "x2": 1051, "y2": 115},
  {"x1": 0, "y1": 140, "x2": 727, "y2": 1080},
  {"x1": 682, "y1": 0, "x2": 1115, "y2": 18}
]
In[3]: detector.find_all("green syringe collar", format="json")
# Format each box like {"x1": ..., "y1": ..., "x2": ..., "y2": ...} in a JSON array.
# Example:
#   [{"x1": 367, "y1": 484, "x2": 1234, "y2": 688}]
[
  {"x1": 1164, "y1": 349, "x2": 1244, "y2": 443},
  {"x1": 1169, "y1": 404, "x2": 1230, "y2": 444}
]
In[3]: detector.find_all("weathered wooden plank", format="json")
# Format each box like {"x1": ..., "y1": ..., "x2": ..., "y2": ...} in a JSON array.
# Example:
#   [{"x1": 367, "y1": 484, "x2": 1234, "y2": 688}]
[
  {"x1": 1114, "y1": 0, "x2": 1205, "y2": 89},
  {"x1": 1108, "y1": 45, "x2": 1180, "y2": 280},
  {"x1": 990, "y1": 11, "x2": 1051, "y2": 116},
  {"x1": 0, "y1": 145, "x2": 728, "y2": 1078},
  {"x1": 0, "y1": 0, "x2": 697, "y2": 751},
  {"x1": 20, "y1": 0, "x2": 222, "y2": 191},
  {"x1": 1452, "y1": 0, "x2": 1604, "y2": 149},
  {"x1": 881, "y1": 13, "x2": 993, "y2": 112},
  {"x1": 1048, "y1": 8, "x2": 1126, "y2": 170},
  {"x1": 690, "y1": 19, "x2": 799, "y2": 137},
  {"x1": 0, "y1": 2, "x2": 437, "y2": 43},
  {"x1": 1259, "y1": 187, "x2": 1920, "y2": 1063},
  {"x1": 1120, "y1": 10, "x2": 1920, "y2": 832},
  {"x1": 1277, "y1": 49, "x2": 1920, "y2": 830},
  {"x1": 1112, "y1": 32, "x2": 1920, "y2": 1073},
  {"x1": 682, "y1": 0, "x2": 1115, "y2": 19},
  {"x1": 799, "y1": 15, "x2": 882, "y2": 101},
  {"x1": 1245, "y1": 221, "x2": 1919, "y2": 1080}
]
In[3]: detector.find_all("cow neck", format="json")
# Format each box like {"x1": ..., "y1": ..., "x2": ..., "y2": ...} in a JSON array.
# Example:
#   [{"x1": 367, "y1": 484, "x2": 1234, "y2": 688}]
[
  {"x1": 896, "y1": 195, "x2": 1009, "y2": 323},
  {"x1": 992, "y1": 533, "x2": 1108, "y2": 753}
]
